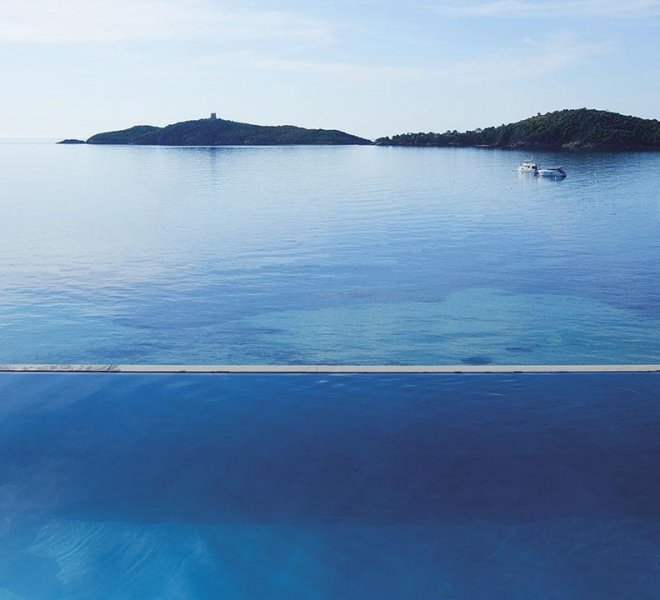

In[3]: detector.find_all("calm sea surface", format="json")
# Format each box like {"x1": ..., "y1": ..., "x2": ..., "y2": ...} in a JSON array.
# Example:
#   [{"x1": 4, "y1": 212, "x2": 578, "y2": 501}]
[
  {"x1": 1, "y1": 140, "x2": 659, "y2": 363},
  {"x1": 1, "y1": 372, "x2": 660, "y2": 599}
]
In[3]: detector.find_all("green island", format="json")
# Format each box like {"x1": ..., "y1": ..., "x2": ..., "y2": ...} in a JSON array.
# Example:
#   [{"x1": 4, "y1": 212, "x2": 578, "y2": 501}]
[
  {"x1": 375, "y1": 109, "x2": 660, "y2": 151},
  {"x1": 59, "y1": 109, "x2": 660, "y2": 150},
  {"x1": 61, "y1": 115, "x2": 371, "y2": 146}
]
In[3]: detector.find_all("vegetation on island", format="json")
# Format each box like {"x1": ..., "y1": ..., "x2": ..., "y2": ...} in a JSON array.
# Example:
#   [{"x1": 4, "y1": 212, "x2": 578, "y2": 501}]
[
  {"x1": 83, "y1": 117, "x2": 371, "y2": 146},
  {"x1": 375, "y1": 109, "x2": 660, "y2": 151},
  {"x1": 87, "y1": 125, "x2": 160, "y2": 145},
  {"x1": 60, "y1": 109, "x2": 660, "y2": 150}
]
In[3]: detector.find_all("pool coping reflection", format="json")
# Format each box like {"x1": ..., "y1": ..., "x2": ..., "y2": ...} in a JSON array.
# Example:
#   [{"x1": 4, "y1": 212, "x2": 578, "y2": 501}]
[{"x1": 0, "y1": 364, "x2": 659, "y2": 373}]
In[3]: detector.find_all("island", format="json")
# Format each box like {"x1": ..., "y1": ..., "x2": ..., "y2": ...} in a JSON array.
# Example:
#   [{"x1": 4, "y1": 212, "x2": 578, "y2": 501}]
[
  {"x1": 57, "y1": 139, "x2": 86, "y2": 144},
  {"x1": 68, "y1": 114, "x2": 372, "y2": 146},
  {"x1": 375, "y1": 109, "x2": 660, "y2": 151}
]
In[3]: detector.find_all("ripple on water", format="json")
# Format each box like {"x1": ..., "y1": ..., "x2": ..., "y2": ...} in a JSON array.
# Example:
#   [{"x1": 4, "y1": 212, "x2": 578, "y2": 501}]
[{"x1": 461, "y1": 355, "x2": 493, "y2": 365}]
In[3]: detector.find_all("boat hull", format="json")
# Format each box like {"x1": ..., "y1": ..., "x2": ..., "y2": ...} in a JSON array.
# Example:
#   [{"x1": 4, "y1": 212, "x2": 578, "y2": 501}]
[{"x1": 538, "y1": 169, "x2": 566, "y2": 178}]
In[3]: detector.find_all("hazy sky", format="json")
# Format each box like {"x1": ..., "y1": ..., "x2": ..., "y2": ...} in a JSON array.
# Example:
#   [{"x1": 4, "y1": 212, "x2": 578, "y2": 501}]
[{"x1": 1, "y1": 0, "x2": 658, "y2": 139}]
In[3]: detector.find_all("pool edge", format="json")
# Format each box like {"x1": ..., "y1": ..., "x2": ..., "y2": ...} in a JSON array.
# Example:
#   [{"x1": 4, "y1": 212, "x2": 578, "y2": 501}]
[{"x1": 1, "y1": 364, "x2": 660, "y2": 373}]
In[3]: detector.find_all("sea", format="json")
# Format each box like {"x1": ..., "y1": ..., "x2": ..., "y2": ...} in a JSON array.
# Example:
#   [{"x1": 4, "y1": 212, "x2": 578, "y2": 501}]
[
  {"x1": 1, "y1": 140, "x2": 660, "y2": 598},
  {"x1": 0, "y1": 140, "x2": 659, "y2": 364}
]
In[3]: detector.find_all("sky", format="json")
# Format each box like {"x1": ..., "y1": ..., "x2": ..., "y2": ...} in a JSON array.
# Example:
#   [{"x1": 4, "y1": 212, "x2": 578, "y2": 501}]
[{"x1": 1, "y1": 0, "x2": 658, "y2": 139}]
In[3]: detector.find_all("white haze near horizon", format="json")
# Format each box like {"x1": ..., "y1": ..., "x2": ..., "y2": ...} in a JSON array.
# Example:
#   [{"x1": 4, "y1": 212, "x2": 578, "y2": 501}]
[{"x1": 0, "y1": 0, "x2": 658, "y2": 139}]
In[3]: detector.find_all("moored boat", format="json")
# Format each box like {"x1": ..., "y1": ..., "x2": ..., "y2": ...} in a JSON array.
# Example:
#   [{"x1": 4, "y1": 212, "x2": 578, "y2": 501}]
[
  {"x1": 538, "y1": 167, "x2": 566, "y2": 178},
  {"x1": 517, "y1": 161, "x2": 538, "y2": 173}
]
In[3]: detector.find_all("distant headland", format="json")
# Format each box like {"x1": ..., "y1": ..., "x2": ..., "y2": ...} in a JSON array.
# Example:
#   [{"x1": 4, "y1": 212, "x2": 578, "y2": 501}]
[
  {"x1": 59, "y1": 109, "x2": 660, "y2": 150},
  {"x1": 59, "y1": 114, "x2": 371, "y2": 146},
  {"x1": 376, "y1": 109, "x2": 660, "y2": 151}
]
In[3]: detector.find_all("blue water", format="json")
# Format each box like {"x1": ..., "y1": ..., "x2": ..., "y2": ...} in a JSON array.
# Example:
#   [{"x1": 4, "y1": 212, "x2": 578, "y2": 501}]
[
  {"x1": 1, "y1": 141, "x2": 660, "y2": 363},
  {"x1": 1, "y1": 372, "x2": 660, "y2": 598}
]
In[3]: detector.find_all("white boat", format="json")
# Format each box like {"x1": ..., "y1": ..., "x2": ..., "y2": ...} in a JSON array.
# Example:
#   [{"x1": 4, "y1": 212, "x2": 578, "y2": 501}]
[
  {"x1": 537, "y1": 167, "x2": 566, "y2": 178},
  {"x1": 517, "y1": 161, "x2": 538, "y2": 173}
]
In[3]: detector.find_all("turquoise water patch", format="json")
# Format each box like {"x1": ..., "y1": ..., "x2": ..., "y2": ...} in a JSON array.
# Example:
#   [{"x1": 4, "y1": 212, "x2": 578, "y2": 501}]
[
  {"x1": 243, "y1": 288, "x2": 660, "y2": 364},
  {"x1": 2, "y1": 287, "x2": 658, "y2": 364}
]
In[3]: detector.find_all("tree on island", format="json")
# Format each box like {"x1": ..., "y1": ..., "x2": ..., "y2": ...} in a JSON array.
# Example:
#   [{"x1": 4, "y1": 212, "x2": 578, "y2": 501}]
[{"x1": 375, "y1": 109, "x2": 660, "y2": 150}]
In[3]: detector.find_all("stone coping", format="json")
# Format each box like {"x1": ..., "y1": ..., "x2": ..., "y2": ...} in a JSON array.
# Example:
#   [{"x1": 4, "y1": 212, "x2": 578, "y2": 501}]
[{"x1": 0, "y1": 364, "x2": 659, "y2": 373}]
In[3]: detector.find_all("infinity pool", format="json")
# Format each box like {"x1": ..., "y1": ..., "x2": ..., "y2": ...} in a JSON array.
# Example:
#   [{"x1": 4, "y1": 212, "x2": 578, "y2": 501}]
[{"x1": 1, "y1": 372, "x2": 659, "y2": 598}]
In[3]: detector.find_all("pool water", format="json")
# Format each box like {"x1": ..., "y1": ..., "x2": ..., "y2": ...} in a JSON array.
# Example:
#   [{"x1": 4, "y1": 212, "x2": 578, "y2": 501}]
[{"x1": 1, "y1": 372, "x2": 659, "y2": 599}]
